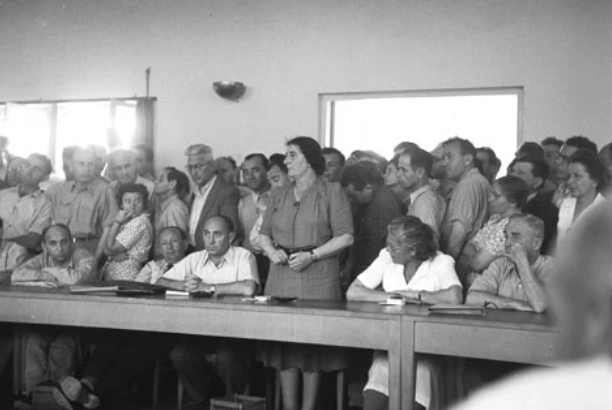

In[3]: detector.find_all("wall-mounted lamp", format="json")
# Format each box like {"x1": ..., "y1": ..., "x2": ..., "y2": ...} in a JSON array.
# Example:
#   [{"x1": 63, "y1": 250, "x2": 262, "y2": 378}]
[{"x1": 213, "y1": 81, "x2": 246, "y2": 102}]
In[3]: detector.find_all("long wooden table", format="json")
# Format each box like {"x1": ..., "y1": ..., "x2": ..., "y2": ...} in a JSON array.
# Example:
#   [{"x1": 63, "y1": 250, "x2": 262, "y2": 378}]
[
  {"x1": 0, "y1": 286, "x2": 559, "y2": 410},
  {"x1": 0, "y1": 286, "x2": 405, "y2": 409}
]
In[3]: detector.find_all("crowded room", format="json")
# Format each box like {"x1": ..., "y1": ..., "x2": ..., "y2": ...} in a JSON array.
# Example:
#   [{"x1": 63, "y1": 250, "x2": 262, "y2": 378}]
[{"x1": 0, "y1": 0, "x2": 611, "y2": 409}]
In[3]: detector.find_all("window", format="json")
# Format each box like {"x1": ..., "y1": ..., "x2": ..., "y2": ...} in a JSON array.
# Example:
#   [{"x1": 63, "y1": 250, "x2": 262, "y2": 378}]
[
  {"x1": 320, "y1": 87, "x2": 522, "y2": 170},
  {"x1": 0, "y1": 97, "x2": 155, "y2": 177}
]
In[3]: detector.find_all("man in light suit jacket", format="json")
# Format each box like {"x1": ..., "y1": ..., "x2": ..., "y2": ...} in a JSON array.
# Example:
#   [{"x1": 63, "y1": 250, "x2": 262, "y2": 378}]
[{"x1": 185, "y1": 144, "x2": 240, "y2": 251}]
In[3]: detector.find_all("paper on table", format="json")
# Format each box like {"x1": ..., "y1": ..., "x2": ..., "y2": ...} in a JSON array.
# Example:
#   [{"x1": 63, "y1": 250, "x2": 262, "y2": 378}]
[{"x1": 166, "y1": 290, "x2": 190, "y2": 297}]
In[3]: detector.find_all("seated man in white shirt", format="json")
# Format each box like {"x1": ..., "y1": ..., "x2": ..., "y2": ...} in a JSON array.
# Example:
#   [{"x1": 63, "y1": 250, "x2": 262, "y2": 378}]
[
  {"x1": 134, "y1": 226, "x2": 188, "y2": 284},
  {"x1": 453, "y1": 198, "x2": 612, "y2": 410},
  {"x1": 11, "y1": 223, "x2": 96, "y2": 394},
  {"x1": 159, "y1": 215, "x2": 259, "y2": 405}
]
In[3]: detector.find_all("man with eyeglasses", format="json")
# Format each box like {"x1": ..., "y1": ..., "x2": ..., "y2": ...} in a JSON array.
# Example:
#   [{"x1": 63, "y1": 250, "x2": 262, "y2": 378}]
[
  {"x1": 185, "y1": 144, "x2": 240, "y2": 251},
  {"x1": 0, "y1": 153, "x2": 53, "y2": 272}
]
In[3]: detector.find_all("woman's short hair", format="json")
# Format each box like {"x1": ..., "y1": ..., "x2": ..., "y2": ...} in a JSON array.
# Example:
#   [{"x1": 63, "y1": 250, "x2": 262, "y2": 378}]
[
  {"x1": 495, "y1": 175, "x2": 530, "y2": 209},
  {"x1": 568, "y1": 148, "x2": 609, "y2": 191},
  {"x1": 286, "y1": 136, "x2": 326, "y2": 176},
  {"x1": 117, "y1": 183, "x2": 149, "y2": 209},
  {"x1": 387, "y1": 216, "x2": 437, "y2": 261}
]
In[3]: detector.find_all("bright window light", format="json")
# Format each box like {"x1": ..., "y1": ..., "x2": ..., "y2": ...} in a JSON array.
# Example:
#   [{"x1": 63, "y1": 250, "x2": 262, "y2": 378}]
[
  {"x1": 321, "y1": 88, "x2": 522, "y2": 171},
  {"x1": 6, "y1": 103, "x2": 53, "y2": 158},
  {"x1": 0, "y1": 98, "x2": 148, "y2": 179}
]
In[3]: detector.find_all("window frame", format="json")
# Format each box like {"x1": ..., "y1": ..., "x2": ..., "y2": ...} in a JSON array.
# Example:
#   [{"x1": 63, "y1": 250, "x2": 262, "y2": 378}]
[
  {"x1": 0, "y1": 96, "x2": 156, "y2": 170},
  {"x1": 318, "y1": 86, "x2": 524, "y2": 151}
]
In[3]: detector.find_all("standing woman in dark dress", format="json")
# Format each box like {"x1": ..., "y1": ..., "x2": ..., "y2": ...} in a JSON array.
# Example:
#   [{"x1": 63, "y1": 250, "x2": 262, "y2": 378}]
[{"x1": 259, "y1": 136, "x2": 354, "y2": 410}]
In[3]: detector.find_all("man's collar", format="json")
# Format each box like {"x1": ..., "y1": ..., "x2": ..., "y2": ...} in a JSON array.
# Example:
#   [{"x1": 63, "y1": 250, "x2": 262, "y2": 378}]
[
  {"x1": 252, "y1": 187, "x2": 271, "y2": 202},
  {"x1": 71, "y1": 180, "x2": 94, "y2": 193},
  {"x1": 17, "y1": 184, "x2": 42, "y2": 197},
  {"x1": 203, "y1": 245, "x2": 234, "y2": 266},
  {"x1": 461, "y1": 166, "x2": 479, "y2": 180},
  {"x1": 409, "y1": 184, "x2": 432, "y2": 204},
  {"x1": 45, "y1": 251, "x2": 75, "y2": 269},
  {"x1": 159, "y1": 193, "x2": 179, "y2": 209},
  {"x1": 195, "y1": 175, "x2": 217, "y2": 196}
]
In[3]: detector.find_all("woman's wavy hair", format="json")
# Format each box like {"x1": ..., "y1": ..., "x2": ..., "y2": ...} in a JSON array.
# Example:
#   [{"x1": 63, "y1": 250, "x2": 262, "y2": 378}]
[{"x1": 387, "y1": 216, "x2": 437, "y2": 261}]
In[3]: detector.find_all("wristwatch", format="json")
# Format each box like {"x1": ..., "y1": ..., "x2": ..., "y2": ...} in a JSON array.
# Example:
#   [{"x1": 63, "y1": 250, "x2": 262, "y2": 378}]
[{"x1": 210, "y1": 285, "x2": 217, "y2": 295}]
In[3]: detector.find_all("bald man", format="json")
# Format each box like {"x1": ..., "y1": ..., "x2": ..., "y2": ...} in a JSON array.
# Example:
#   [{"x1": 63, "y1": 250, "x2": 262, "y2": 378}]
[
  {"x1": 160, "y1": 215, "x2": 258, "y2": 405},
  {"x1": 13, "y1": 224, "x2": 96, "y2": 394}
]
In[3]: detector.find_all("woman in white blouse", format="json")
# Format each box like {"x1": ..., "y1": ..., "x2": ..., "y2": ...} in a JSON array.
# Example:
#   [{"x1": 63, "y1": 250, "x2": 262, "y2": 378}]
[
  {"x1": 347, "y1": 216, "x2": 463, "y2": 410},
  {"x1": 557, "y1": 149, "x2": 608, "y2": 244}
]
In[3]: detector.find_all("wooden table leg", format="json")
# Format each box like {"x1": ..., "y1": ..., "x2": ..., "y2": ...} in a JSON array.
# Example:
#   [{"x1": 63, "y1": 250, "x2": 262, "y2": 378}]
[
  {"x1": 388, "y1": 318, "x2": 402, "y2": 410},
  {"x1": 401, "y1": 317, "x2": 415, "y2": 410}
]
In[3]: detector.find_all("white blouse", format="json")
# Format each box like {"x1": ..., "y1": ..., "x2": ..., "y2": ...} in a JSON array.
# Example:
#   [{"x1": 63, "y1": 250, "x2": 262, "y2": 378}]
[
  {"x1": 557, "y1": 193, "x2": 607, "y2": 244},
  {"x1": 357, "y1": 249, "x2": 461, "y2": 293}
]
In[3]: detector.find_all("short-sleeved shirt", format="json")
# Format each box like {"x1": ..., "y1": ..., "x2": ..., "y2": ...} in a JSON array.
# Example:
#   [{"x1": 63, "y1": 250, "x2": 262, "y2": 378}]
[
  {"x1": 135, "y1": 259, "x2": 173, "y2": 284},
  {"x1": 357, "y1": 249, "x2": 462, "y2": 293},
  {"x1": 239, "y1": 189, "x2": 271, "y2": 253},
  {"x1": 357, "y1": 249, "x2": 461, "y2": 402},
  {"x1": 104, "y1": 214, "x2": 153, "y2": 281},
  {"x1": 46, "y1": 178, "x2": 118, "y2": 239},
  {"x1": 469, "y1": 214, "x2": 512, "y2": 257},
  {"x1": 469, "y1": 255, "x2": 554, "y2": 301},
  {"x1": 154, "y1": 195, "x2": 189, "y2": 235},
  {"x1": 162, "y1": 246, "x2": 259, "y2": 285},
  {"x1": 442, "y1": 168, "x2": 491, "y2": 251},
  {"x1": 408, "y1": 184, "x2": 447, "y2": 242},
  {"x1": 0, "y1": 187, "x2": 52, "y2": 270},
  {"x1": 11, "y1": 248, "x2": 96, "y2": 286}
]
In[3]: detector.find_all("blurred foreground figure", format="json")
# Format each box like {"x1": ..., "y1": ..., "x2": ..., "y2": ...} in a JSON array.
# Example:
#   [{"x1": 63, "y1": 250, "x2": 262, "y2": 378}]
[{"x1": 453, "y1": 198, "x2": 612, "y2": 410}]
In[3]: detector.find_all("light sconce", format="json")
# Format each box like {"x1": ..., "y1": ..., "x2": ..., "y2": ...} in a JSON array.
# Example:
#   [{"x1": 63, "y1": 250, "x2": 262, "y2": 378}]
[{"x1": 213, "y1": 81, "x2": 246, "y2": 102}]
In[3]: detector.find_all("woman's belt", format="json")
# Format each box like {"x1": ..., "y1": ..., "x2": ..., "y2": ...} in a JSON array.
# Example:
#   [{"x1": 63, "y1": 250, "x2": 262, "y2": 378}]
[{"x1": 276, "y1": 246, "x2": 316, "y2": 257}]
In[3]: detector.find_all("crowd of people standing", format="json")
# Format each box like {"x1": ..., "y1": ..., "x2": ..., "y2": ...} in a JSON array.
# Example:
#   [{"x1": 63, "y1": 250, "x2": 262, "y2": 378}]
[{"x1": 0, "y1": 132, "x2": 610, "y2": 410}]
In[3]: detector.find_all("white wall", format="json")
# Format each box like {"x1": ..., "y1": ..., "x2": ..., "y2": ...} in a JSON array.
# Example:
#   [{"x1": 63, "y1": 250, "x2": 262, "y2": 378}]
[{"x1": 0, "y1": 0, "x2": 610, "y2": 170}]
